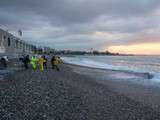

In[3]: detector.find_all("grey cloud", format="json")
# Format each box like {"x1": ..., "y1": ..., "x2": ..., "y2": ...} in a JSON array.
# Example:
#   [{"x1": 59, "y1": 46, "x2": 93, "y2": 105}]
[
  {"x1": 0, "y1": 0, "x2": 160, "y2": 50},
  {"x1": 0, "y1": 0, "x2": 160, "y2": 25}
]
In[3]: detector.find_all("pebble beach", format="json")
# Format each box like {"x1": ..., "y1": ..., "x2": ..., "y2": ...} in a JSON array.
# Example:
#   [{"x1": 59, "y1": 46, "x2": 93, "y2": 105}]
[{"x1": 0, "y1": 63, "x2": 160, "y2": 120}]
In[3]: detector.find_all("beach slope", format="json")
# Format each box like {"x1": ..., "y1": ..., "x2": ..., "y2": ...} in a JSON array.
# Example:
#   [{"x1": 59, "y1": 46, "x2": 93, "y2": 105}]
[{"x1": 0, "y1": 64, "x2": 160, "y2": 120}]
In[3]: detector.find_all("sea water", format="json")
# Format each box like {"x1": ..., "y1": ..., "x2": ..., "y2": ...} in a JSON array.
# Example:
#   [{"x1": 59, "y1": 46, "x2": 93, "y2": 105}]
[{"x1": 62, "y1": 55, "x2": 160, "y2": 83}]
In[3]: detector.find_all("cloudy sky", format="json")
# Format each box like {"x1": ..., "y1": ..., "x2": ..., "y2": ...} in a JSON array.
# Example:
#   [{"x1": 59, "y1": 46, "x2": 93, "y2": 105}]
[{"x1": 0, "y1": 0, "x2": 160, "y2": 54}]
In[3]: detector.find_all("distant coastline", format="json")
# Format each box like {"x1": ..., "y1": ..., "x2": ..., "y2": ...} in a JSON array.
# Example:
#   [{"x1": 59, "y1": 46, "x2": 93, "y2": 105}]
[{"x1": 52, "y1": 50, "x2": 134, "y2": 56}]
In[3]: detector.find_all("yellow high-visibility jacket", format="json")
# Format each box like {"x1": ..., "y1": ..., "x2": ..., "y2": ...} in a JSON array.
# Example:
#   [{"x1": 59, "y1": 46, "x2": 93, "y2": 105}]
[{"x1": 39, "y1": 58, "x2": 46, "y2": 65}]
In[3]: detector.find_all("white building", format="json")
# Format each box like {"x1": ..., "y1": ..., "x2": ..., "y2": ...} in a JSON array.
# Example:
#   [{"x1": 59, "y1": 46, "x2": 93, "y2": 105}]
[{"x1": 0, "y1": 28, "x2": 34, "y2": 58}]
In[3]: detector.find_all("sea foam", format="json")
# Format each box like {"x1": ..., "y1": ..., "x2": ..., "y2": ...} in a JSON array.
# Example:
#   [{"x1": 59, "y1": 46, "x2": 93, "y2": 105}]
[{"x1": 62, "y1": 56, "x2": 160, "y2": 83}]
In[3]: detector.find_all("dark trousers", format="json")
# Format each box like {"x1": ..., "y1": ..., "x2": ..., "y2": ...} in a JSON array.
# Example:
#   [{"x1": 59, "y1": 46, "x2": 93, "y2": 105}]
[
  {"x1": 52, "y1": 64, "x2": 59, "y2": 71},
  {"x1": 24, "y1": 62, "x2": 28, "y2": 69},
  {"x1": 44, "y1": 63, "x2": 47, "y2": 69}
]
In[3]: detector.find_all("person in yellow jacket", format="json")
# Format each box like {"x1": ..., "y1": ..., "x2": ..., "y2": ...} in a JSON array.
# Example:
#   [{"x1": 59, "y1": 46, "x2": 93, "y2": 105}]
[
  {"x1": 38, "y1": 56, "x2": 46, "y2": 72},
  {"x1": 30, "y1": 56, "x2": 38, "y2": 70},
  {"x1": 51, "y1": 56, "x2": 61, "y2": 71}
]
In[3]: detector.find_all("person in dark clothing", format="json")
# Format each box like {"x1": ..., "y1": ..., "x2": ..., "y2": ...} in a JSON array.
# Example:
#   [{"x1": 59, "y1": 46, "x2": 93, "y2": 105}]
[
  {"x1": 0, "y1": 57, "x2": 7, "y2": 68},
  {"x1": 43, "y1": 55, "x2": 47, "y2": 69},
  {"x1": 20, "y1": 55, "x2": 30, "y2": 69},
  {"x1": 51, "y1": 56, "x2": 55, "y2": 69},
  {"x1": 19, "y1": 55, "x2": 24, "y2": 67},
  {"x1": 25, "y1": 55, "x2": 30, "y2": 69}
]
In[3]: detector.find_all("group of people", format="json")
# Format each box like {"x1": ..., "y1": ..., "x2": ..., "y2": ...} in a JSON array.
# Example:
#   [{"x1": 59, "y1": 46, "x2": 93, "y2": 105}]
[{"x1": 20, "y1": 55, "x2": 61, "y2": 72}]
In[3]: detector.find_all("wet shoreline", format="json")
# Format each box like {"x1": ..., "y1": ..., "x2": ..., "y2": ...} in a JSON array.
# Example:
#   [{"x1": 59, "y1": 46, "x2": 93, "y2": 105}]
[{"x1": 69, "y1": 63, "x2": 160, "y2": 111}]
